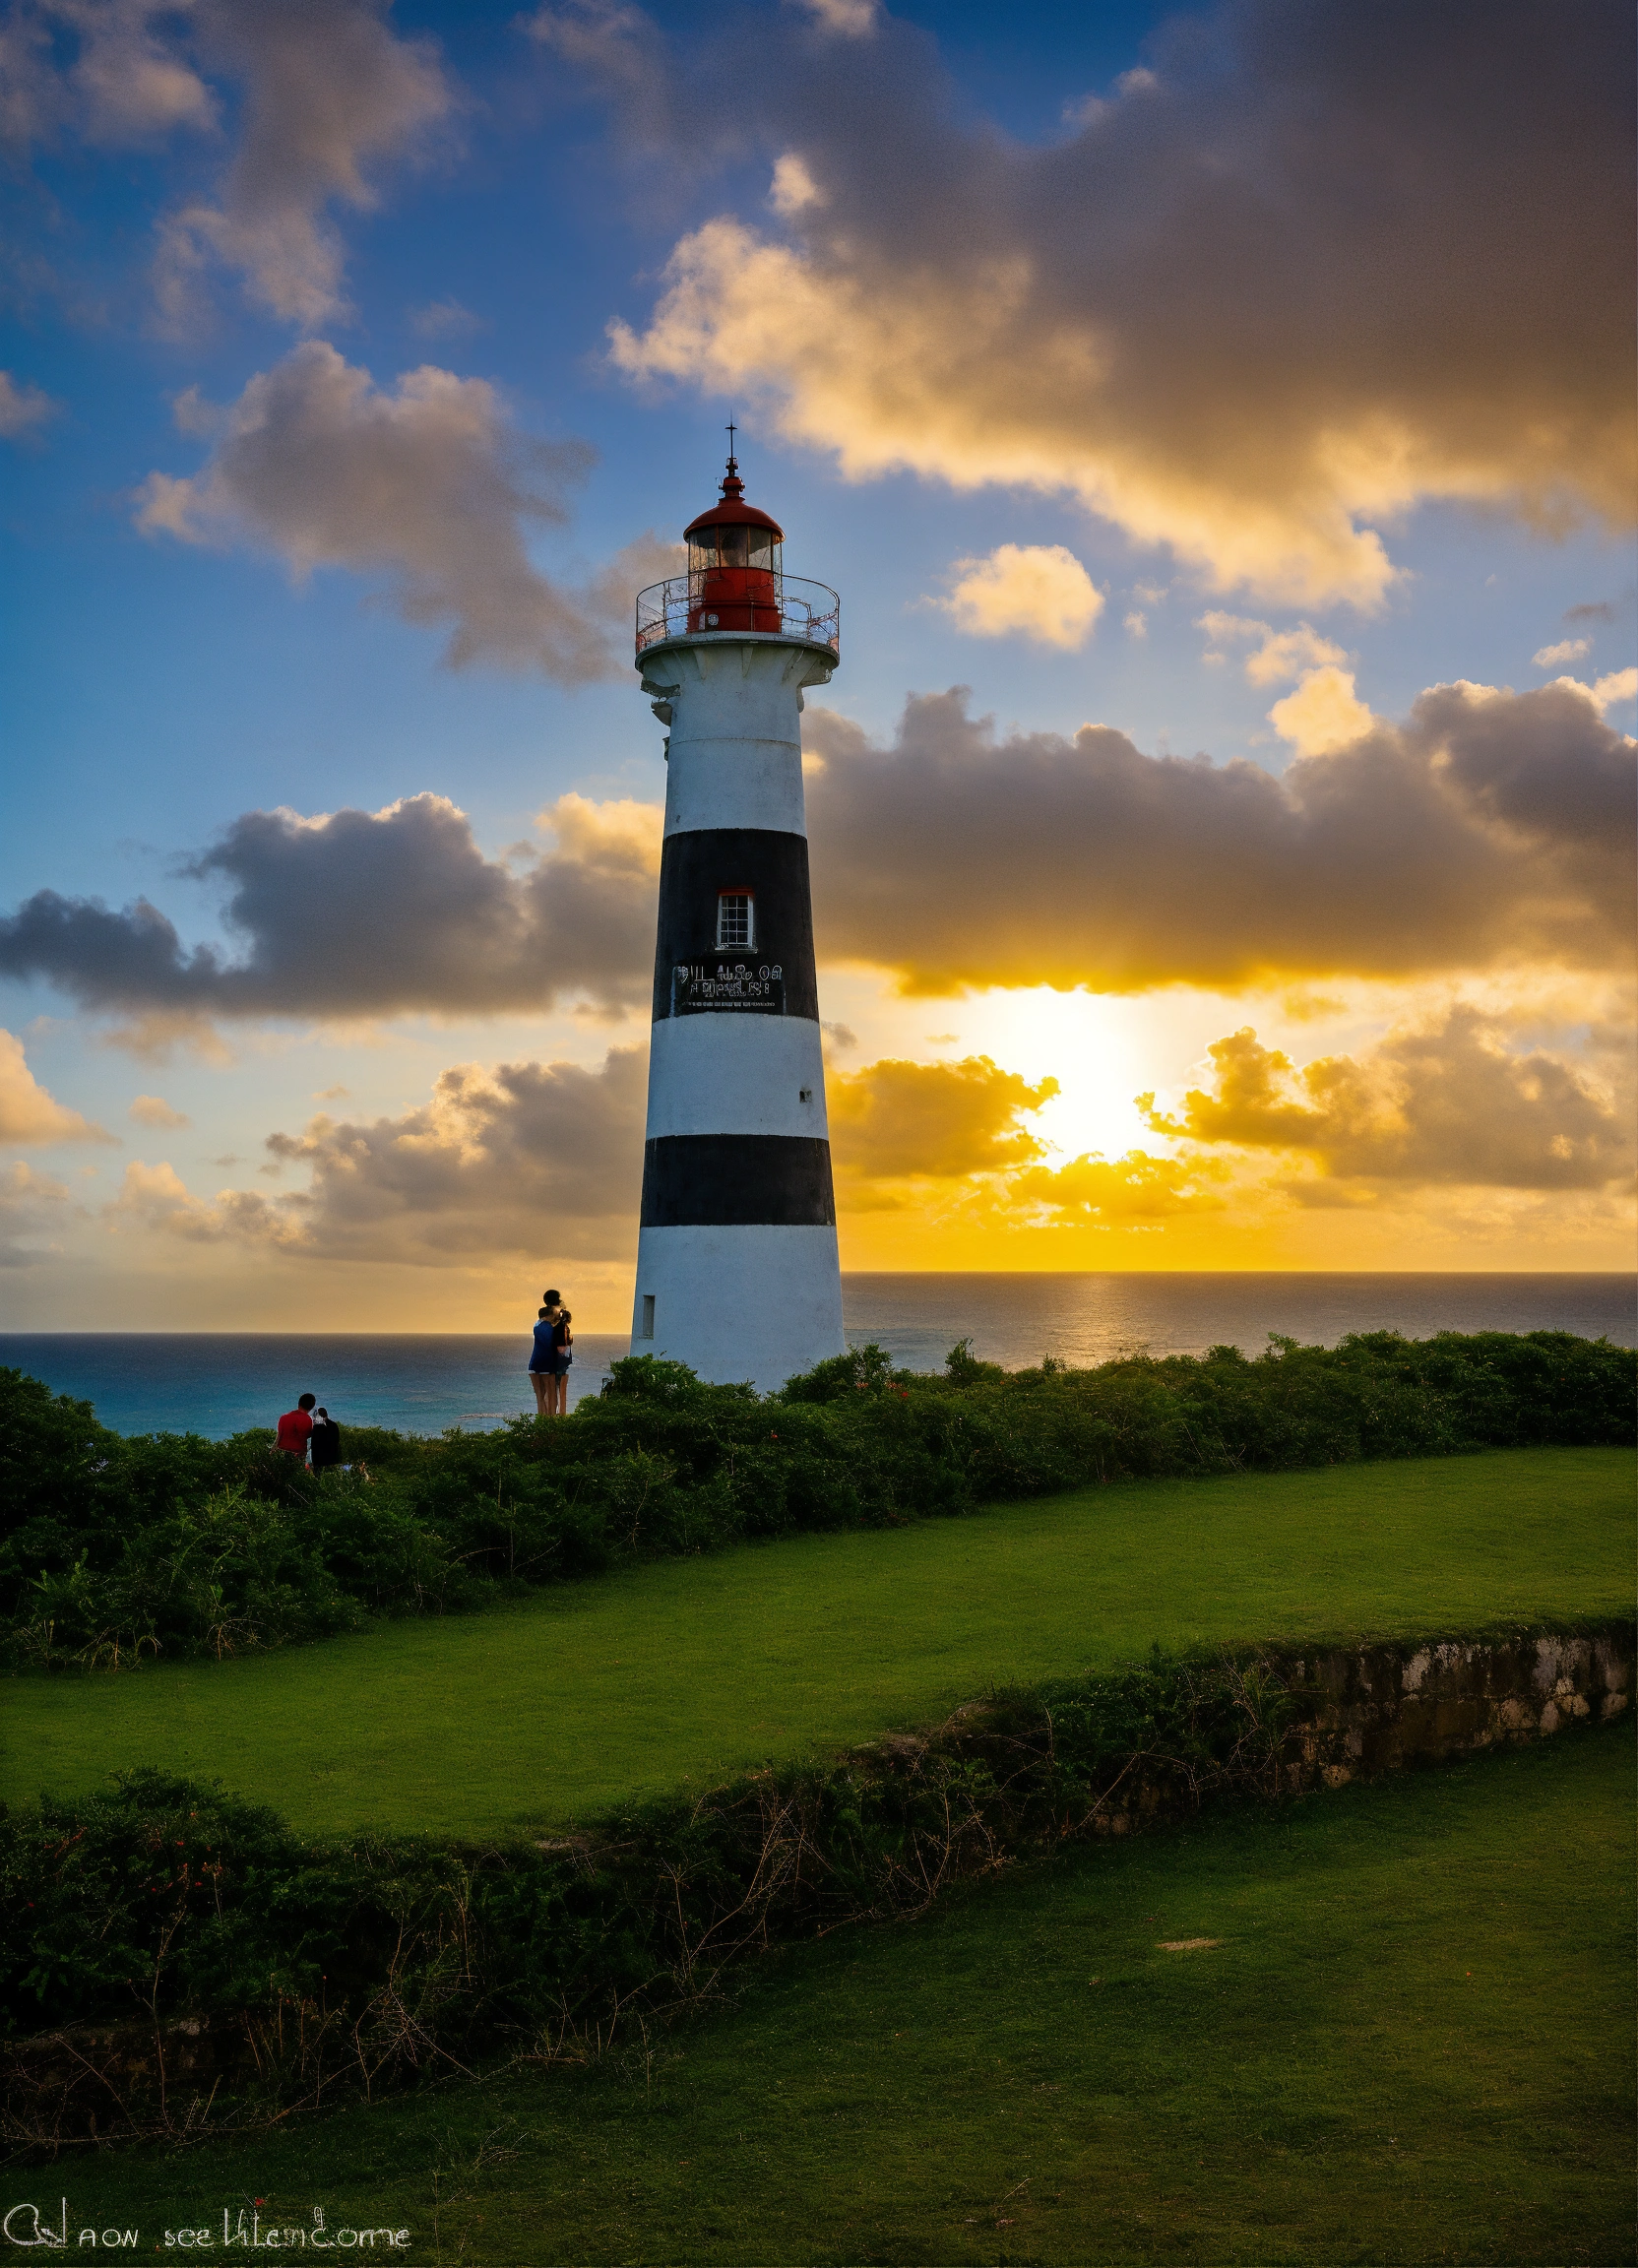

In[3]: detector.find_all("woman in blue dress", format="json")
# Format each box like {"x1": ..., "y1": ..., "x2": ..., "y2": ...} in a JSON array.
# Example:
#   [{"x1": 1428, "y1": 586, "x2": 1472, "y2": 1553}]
[{"x1": 529, "y1": 1294, "x2": 561, "y2": 1417}]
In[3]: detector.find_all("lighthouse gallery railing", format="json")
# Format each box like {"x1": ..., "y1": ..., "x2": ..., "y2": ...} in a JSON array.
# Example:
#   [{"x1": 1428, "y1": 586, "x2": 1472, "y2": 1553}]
[{"x1": 635, "y1": 573, "x2": 841, "y2": 657}]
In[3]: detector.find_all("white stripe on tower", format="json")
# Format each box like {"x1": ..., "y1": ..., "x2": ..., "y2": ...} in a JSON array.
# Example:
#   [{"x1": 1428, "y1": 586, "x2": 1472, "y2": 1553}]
[{"x1": 628, "y1": 459, "x2": 845, "y2": 1392}]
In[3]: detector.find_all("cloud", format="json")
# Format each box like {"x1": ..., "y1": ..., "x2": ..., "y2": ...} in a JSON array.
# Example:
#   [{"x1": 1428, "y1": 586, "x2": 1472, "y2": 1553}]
[
  {"x1": 1143, "y1": 1007, "x2": 1632, "y2": 1191},
  {"x1": 1123, "y1": 609, "x2": 1147, "y2": 638},
  {"x1": 2, "y1": 1, "x2": 450, "y2": 329},
  {"x1": 135, "y1": 343, "x2": 645, "y2": 682},
  {"x1": 1534, "y1": 636, "x2": 1592, "y2": 668},
  {"x1": 1197, "y1": 614, "x2": 1349, "y2": 686},
  {"x1": 7, "y1": 678, "x2": 1630, "y2": 1039},
  {"x1": 1589, "y1": 667, "x2": 1637, "y2": 712},
  {"x1": 108, "y1": 1047, "x2": 651, "y2": 1265},
  {"x1": 0, "y1": 1028, "x2": 112, "y2": 1143},
  {"x1": 0, "y1": 1159, "x2": 71, "y2": 1269},
  {"x1": 520, "y1": 1, "x2": 673, "y2": 152},
  {"x1": 769, "y1": 153, "x2": 823, "y2": 216},
  {"x1": 830, "y1": 1054, "x2": 1058, "y2": 1179},
  {"x1": 129, "y1": 1094, "x2": 190, "y2": 1128},
  {"x1": 0, "y1": 369, "x2": 58, "y2": 439},
  {"x1": 0, "y1": 790, "x2": 660, "y2": 1033},
  {"x1": 409, "y1": 296, "x2": 482, "y2": 338},
  {"x1": 0, "y1": 0, "x2": 215, "y2": 151},
  {"x1": 262, "y1": 1049, "x2": 648, "y2": 1261},
  {"x1": 155, "y1": 0, "x2": 454, "y2": 331},
  {"x1": 604, "y1": 0, "x2": 1635, "y2": 606},
  {"x1": 1001, "y1": 1149, "x2": 1228, "y2": 1225},
  {"x1": 1193, "y1": 611, "x2": 1373, "y2": 751},
  {"x1": 801, "y1": 675, "x2": 1635, "y2": 993},
  {"x1": 825, "y1": 1053, "x2": 1227, "y2": 1227},
  {"x1": 788, "y1": 0, "x2": 879, "y2": 37},
  {"x1": 108, "y1": 1046, "x2": 1067, "y2": 1267},
  {"x1": 1266, "y1": 664, "x2": 1376, "y2": 756},
  {"x1": 937, "y1": 544, "x2": 1103, "y2": 649}
]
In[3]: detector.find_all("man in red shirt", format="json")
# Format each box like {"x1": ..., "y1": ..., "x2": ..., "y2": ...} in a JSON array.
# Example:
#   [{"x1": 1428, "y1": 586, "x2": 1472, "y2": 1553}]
[{"x1": 276, "y1": 1393, "x2": 317, "y2": 1461}]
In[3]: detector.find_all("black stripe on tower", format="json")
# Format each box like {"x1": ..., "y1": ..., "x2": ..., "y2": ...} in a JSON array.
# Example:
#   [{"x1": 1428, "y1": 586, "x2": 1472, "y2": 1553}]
[
  {"x1": 652, "y1": 829, "x2": 820, "y2": 1023},
  {"x1": 641, "y1": 1134, "x2": 837, "y2": 1227}
]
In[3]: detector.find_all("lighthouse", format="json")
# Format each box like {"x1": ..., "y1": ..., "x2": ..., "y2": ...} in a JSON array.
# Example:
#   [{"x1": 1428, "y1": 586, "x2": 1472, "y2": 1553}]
[{"x1": 628, "y1": 442, "x2": 846, "y2": 1391}]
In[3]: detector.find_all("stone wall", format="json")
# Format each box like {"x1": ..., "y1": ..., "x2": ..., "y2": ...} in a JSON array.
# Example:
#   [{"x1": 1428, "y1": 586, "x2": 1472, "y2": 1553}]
[{"x1": 7, "y1": 1620, "x2": 1630, "y2": 2150}]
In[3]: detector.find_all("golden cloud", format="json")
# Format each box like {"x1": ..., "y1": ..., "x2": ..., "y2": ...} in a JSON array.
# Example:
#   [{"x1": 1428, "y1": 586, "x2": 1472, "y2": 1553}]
[
  {"x1": 0, "y1": 1028, "x2": 112, "y2": 1146},
  {"x1": 937, "y1": 544, "x2": 1104, "y2": 649},
  {"x1": 1144, "y1": 1007, "x2": 1633, "y2": 1191},
  {"x1": 829, "y1": 1052, "x2": 1058, "y2": 1179}
]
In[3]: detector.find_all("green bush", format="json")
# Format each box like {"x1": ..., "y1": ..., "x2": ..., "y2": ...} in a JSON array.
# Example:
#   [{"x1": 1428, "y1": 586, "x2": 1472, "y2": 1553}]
[{"x1": 2, "y1": 1329, "x2": 1632, "y2": 1672}]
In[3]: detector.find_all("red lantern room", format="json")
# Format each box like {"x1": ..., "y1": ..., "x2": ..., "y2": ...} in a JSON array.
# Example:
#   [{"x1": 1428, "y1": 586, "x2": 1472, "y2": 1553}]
[{"x1": 683, "y1": 430, "x2": 784, "y2": 635}]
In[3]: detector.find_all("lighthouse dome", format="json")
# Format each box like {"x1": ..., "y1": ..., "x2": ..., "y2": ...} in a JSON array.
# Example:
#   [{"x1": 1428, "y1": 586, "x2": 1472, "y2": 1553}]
[
  {"x1": 683, "y1": 453, "x2": 784, "y2": 543},
  {"x1": 683, "y1": 492, "x2": 785, "y2": 541}
]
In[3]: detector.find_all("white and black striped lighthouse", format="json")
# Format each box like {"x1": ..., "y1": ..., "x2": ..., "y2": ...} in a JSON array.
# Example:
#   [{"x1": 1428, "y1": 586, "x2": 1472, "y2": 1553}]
[{"x1": 628, "y1": 444, "x2": 846, "y2": 1391}]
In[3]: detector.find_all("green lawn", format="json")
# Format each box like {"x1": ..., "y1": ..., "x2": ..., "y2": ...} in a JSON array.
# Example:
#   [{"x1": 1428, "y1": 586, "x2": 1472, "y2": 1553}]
[
  {"x1": 6, "y1": 1448, "x2": 1631, "y2": 1838},
  {"x1": 55, "y1": 1725, "x2": 1635, "y2": 2266}
]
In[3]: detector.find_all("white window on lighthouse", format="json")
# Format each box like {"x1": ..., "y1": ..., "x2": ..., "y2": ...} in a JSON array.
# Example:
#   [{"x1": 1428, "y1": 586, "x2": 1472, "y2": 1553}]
[{"x1": 716, "y1": 891, "x2": 755, "y2": 949}]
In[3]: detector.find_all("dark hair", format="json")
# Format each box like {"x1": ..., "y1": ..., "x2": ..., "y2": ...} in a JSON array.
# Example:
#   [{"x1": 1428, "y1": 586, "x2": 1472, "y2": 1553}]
[
  {"x1": 315, "y1": 1408, "x2": 328, "y2": 1418},
  {"x1": 543, "y1": 1288, "x2": 561, "y2": 1304},
  {"x1": 298, "y1": 1393, "x2": 316, "y2": 1411},
  {"x1": 537, "y1": 1306, "x2": 549, "y2": 1318}
]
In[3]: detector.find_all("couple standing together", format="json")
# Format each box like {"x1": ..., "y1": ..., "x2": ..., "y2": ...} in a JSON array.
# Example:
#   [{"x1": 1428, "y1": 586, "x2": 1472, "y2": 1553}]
[{"x1": 530, "y1": 1289, "x2": 574, "y2": 1416}]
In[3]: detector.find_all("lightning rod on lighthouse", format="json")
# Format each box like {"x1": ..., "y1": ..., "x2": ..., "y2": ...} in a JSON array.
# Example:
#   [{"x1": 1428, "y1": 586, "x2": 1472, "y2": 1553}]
[{"x1": 628, "y1": 441, "x2": 846, "y2": 1391}]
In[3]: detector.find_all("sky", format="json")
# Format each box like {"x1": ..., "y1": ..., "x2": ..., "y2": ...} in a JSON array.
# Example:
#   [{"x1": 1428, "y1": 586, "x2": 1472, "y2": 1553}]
[{"x1": 0, "y1": 0, "x2": 1633, "y2": 1331}]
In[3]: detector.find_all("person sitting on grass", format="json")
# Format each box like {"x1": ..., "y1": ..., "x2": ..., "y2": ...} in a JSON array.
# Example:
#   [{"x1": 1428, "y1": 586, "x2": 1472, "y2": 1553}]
[
  {"x1": 276, "y1": 1392, "x2": 316, "y2": 1462},
  {"x1": 309, "y1": 1405, "x2": 342, "y2": 1474}
]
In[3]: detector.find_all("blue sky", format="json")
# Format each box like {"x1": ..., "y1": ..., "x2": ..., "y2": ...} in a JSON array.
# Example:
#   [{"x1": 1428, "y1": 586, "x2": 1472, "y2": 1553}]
[{"x1": 1, "y1": 0, "x2": 1632, "y2": 1324}]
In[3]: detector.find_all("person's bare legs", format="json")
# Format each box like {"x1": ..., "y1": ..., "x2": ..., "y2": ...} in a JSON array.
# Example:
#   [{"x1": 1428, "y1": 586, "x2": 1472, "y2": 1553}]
[
  {"x1": 553, "y1": 1368, "x2": 569, "y2": 1416},
  {"x1": 530, "y1": 1371, "x2": 549, "y2": 1417}
]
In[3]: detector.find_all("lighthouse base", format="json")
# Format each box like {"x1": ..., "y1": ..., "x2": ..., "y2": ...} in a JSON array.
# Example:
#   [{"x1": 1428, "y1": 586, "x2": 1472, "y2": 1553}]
[{"x1": 629, "y1": 1223, "x2": 846, "y2": 1395}]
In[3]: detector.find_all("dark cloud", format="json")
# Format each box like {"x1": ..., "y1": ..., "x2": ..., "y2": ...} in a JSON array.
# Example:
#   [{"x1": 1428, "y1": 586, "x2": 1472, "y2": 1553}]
[
  {"x1": 109, "y1": 1046, "x2": 648, "y2": 1264},
  {"x1": 803, "y1": 678, "x2": 1634, "y2": 993},
  {"x1": 1144, "y1": 1008, "x2": 1632, "y2": 1190},
  {"x1": 5, "y1": 679, "x2": 1630, "y2": 1034},
  {"x1": 137, "y1": 344, "x2": 677, "y2": 682},
  {"x1": 0, "y1": 791, "x2": 658, "y2": 1028},
  {"x1": 263, "y1": 1048, "x2": 648, "y2": 1261},
  {"x1": 596, "y1": 0, "x2": 1634, "y2": 603}
]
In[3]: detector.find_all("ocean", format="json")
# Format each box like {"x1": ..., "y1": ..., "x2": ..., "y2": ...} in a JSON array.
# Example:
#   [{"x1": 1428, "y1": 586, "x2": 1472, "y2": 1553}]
[{"x1": 4, "y1": 1272, "x2": 1631, "y2": 1440}]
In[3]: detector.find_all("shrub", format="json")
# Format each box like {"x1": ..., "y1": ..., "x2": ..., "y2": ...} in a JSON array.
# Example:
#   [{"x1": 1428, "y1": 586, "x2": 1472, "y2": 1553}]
[{"x1": 2, "y1": 1331, "x2": 1632, "y2": 1672}]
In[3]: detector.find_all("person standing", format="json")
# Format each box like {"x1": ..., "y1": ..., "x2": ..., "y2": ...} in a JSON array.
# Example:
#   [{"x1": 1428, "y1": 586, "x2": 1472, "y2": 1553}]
[
  {"x1": 276, "y1": 1393, "x2": 317, "y2": 1462},
  {"x1": 309, "y1": 1405, "x2": 343, "y2": 1474},
  {"x1": 549, "y1": 1302, "x2": 574, "y2": 1416},
  {"x1": 529, "y1": 1300, "x2": 560, "y2": 1417}
]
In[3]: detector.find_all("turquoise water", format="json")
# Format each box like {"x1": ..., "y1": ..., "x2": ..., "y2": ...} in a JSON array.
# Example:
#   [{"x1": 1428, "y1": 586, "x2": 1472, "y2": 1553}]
[{"x1": 3, "y1": 1272, "x2": 1630, "y2": 1439}]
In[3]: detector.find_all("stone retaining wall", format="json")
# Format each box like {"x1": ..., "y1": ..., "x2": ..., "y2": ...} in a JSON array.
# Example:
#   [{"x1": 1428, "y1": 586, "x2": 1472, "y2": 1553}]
[{"x1": 7, "y1": 1620, "x2": 1631, "y2": 2149}]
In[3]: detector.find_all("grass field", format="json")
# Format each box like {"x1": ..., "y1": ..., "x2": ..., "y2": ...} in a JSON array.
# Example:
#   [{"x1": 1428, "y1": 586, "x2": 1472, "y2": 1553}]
[
  {"x1": 7, "y1": 1447, "x2": 1630, "y2": 1838},
  {"x1": 52, "y1": 1725, "x2": 1635, "y2": 2266}
]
